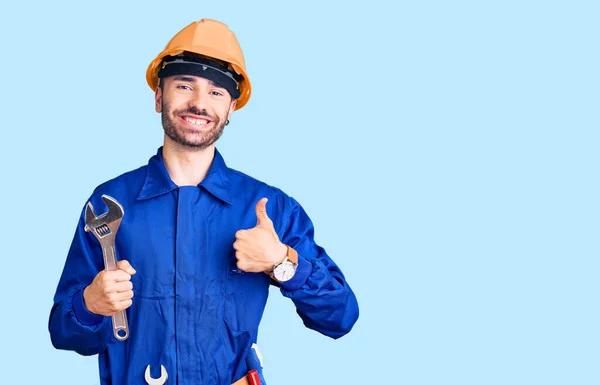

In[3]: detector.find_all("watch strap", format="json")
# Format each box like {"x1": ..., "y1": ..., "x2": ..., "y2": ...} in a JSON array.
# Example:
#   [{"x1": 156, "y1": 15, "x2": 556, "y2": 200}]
[{"x1": 285, "y1": 245, "x2": 298, "y2": 265}]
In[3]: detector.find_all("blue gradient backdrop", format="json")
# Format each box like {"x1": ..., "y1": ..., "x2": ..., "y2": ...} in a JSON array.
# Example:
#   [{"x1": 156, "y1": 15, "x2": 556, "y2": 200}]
[{"x1": 1, "y1": 1, "x2": 598, "y2": 384}]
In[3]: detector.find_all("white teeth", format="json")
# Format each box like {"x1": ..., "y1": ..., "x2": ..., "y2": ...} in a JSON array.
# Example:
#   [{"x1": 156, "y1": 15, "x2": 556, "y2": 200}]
[{"x1": 184, "y1": 117, "x2": 208, "y2": 125}]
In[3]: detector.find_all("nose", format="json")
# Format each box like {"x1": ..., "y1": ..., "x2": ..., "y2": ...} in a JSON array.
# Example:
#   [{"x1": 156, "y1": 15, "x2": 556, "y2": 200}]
[{"x1": 188, "y1": 89, "x2": 208, "y2": 110}]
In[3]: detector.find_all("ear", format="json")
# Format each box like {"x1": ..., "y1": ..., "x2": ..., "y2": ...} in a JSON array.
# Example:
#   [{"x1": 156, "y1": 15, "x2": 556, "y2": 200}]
[
  {"x1": 155, "y1": 85, "x2": 163, "y2": 113},
  {"x1": 228, "y1": 99, "x2": 237, "y2": 120}
]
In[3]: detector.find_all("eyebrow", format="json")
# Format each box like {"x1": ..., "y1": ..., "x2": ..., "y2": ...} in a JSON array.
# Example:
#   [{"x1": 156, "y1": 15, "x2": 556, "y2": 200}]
[
  {"x1": 173, "y1": 76, "x2": 197, "y2": 83},
  {"x1": 173, "y1": 76, "x2": 223, "y2": 88}
]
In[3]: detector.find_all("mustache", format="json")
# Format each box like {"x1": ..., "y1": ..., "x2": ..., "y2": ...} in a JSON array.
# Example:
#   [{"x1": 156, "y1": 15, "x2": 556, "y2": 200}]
[{"x1": 176, "y1": 107, "x2": 217, "y2": 121}]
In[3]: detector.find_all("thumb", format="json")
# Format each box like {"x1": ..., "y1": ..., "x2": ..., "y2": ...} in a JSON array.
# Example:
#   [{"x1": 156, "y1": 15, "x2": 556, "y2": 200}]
[
  {"x1": 117, "y1": 260, "x2": 136, "y2": 275},
  {"x1": 255, "y1": 198, "x2": 273, "y2": 229}
]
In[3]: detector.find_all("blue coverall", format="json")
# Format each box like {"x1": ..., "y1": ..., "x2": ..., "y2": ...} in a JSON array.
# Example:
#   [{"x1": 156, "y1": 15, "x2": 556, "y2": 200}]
[{"x1": 49, "y1": 147, "x2": 359, "y2": 384}]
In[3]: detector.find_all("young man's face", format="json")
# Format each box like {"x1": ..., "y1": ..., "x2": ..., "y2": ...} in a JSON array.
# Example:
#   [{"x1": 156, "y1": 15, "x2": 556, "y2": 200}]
[{"x1": 155, "y1": 75, "x2": 236, "y2": 150}]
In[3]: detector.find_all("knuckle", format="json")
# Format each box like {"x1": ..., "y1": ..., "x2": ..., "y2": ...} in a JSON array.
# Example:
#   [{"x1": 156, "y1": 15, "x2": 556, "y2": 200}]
[{"x1": 236, "y1": 260, "x2": 248, "y2": 271}]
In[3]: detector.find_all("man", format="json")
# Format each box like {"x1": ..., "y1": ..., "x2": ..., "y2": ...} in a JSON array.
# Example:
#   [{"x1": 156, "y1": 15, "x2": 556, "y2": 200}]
[{"x1": 49, "y1": 18, "x2": 359, "y2": 385}]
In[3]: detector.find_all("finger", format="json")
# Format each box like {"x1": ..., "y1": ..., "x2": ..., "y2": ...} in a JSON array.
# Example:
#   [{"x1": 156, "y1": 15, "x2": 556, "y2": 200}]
[
  {"x1": 100, "y1": 270, "x2": 130, "y2": 286},
  {"x1": 117, "y1": 260, "x2": 136, "y2": 275},
  {"x1": 117, "y1": 290, "x2": 134, "y2": 301},
  {"x1": 102, "y1": 277, "x2": 130, "y2": 293},
  {"x1": 236, "y1": 259, "x2": 255, "y2": 272},
  {"x1": 235, "y1": 250, "x2": 251, "y2": 262},
  {"x1": 233, "y1": 239, "x2": 250, "y2": 252},
  {"x1": 255, "y1": 198, "x2": 273, "y2": 229},
  {"x1": 116, "y1": 299, "x2": 133, "y2": 312},
  {"x1": 109, "y1": 290, "x2": 134, "y2": 303},
  {"x1": 112, "y1": 270, "x2": 132, "y2": 282},
  {"x1": 114, "y1": 280, "x2": 133, "y2": 292}
]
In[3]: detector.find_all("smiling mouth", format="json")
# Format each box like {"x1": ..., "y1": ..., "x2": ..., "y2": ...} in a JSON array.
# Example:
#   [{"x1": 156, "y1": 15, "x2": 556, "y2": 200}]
[{"x1": 180, "y1": 115, "x2": 212, "y2": 126}]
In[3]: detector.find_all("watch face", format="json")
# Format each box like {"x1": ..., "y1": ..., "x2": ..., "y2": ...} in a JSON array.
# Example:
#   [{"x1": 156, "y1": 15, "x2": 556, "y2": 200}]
[{"x1": 273, "y1": 261, "x2": 296, "y2": 282}]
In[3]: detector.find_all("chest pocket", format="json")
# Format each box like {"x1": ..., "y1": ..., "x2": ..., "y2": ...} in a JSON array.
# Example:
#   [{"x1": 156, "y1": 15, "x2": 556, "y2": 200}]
[
  {"x1": 224, "y1": 254, "x2": 271, "y2": 332},
  {"x1": 117, "y1": 225, "x2": 176, "y2": 300},
  {"x1": 130, "y1": 264, "x2": 174, "y2": 299}
]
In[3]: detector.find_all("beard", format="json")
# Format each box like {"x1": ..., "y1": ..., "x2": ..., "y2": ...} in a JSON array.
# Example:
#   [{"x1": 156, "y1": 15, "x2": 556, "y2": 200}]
[{"x1": 161, "y1": 101, "x2": 229, "y2": 150}]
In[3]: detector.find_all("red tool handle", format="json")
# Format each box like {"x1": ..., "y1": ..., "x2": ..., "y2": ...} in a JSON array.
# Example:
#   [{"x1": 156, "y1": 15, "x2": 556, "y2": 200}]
[{"x1": 247, "y1": 369, "x2": 261, "y2": 385}]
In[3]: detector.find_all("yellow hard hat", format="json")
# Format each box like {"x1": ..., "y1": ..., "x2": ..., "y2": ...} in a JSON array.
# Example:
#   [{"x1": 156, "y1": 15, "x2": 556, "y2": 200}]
[{"x1": 146, "y1": 19, "x2": 251, "y2": 110}]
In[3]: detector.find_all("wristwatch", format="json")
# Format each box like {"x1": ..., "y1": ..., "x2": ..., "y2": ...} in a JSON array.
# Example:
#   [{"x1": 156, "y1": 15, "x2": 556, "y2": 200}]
[{"x1": 271, "y1": 245, "x2": 298, "y2": 283}]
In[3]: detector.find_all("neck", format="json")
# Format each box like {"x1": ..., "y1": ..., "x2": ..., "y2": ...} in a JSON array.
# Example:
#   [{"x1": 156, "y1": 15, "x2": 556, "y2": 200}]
[{"x1": 162, "y1": 138, "x2": 215, "y2": 186}]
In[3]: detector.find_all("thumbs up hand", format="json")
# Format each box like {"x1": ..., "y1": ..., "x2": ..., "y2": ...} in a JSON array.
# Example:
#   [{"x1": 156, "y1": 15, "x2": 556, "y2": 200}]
[{"x1": 234, "y1": 198, "x2": 288, "y2": 273}]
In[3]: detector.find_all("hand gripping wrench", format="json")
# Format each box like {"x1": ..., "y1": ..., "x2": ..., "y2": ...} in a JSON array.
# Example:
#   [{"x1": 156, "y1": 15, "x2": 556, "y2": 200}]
[{"x1": 84, "y1": 194, "x2": 129, "y2": 341}]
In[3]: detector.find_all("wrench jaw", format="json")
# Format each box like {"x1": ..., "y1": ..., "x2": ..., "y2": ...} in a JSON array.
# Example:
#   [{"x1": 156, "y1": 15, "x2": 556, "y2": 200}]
[
  {"x1": 85, "y1": 202, "x2": 97, "y2": 228},
  {"x1": 84, "y1": 195, "x2": 124, "y2": 242},
  {"x1": 84, "y1": 203, "x2": 105, "y2": 242},
  {"x1": 102, "y1": 195, "x2": 125, "y2": 224},
  {"x1": 145, "y1": 365, "x2": 168, "y2": 385}
]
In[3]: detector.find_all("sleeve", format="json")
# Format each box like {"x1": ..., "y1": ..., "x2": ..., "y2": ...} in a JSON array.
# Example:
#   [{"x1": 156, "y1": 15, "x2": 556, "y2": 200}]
[
  {"x1": 48, "y1": 200, "x2": 111, "y2": 356},
  {"x1": 274, "y1": 195, "x2": 359, "y2": 339}
]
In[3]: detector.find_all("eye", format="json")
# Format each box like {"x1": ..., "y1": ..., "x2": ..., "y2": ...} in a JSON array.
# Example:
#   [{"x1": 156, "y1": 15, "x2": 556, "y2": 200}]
[
  {"x1": 177, "y1": 84, "x2": 192, "y2": 90},
  {"x1": 210, "y1": 90, "x2": 224, "y2": 96}
]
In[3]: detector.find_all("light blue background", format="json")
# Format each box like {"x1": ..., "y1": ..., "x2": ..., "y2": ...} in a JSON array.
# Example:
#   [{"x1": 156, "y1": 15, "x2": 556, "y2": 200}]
[{"x1": 0, "y1": 0, "x2": 598, "y2": 384}]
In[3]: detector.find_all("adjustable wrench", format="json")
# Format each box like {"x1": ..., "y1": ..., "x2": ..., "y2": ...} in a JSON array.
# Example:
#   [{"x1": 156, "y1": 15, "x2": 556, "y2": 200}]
[{"x1": 84, "y1": 194, "x2": 129, "y2": 341}]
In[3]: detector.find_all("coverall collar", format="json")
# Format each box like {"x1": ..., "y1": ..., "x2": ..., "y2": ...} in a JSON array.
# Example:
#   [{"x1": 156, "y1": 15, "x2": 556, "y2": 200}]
[{"x1": 137, "y1": 146, "x2": 233, "y2": 204}]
